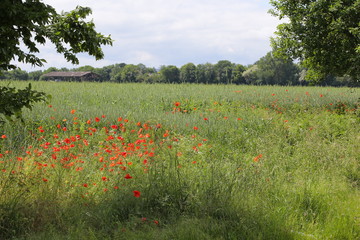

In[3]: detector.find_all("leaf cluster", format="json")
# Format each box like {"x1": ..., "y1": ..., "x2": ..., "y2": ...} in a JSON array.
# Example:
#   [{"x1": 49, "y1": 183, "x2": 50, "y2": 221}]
[
  {"x1": 269, "y1": 0, "x2": 360, "y2": 83},
  {"x1": 0, "y1": 83, "x2": 49, "y2": 123},
  {"x1": 0, "y1": 0, "x2": 113, "y2": 71}
]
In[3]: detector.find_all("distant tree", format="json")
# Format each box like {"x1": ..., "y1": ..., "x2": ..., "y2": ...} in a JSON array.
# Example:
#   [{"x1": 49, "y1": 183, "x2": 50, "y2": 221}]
[
  {"x1": 242, "y1": 65, "x2": 259, "y2": 84},
  {"x1": 28, "y1": 70, "x2": 43, "y2": 81},
  {"x1": 231, "y1": 64, "x2": 246, "y2": 84},
  {"x1": 75, "y1": 65, "x2": 95, "y2": 72},
  {"x1": 109, "y1": 63, "x2": 127, "y2": 82},
  {"x1": 159, "y1": 65, "x2": 180, "y2": 83},
  {"x1": 180, "y1": 63, "x2": 197, "y2": 83},
  {"x1": 255, "y1": 52, "x2": 299, "y2": 85},
  {"x1": 5, "y1": 69, "x2": 29, "y2": 81},
  {"x1": 196, "y1": 63, "x2": 215, "y2": 84},
  {"x1": 120, "y1": 64, "x2": 141, "y2": 82},
  {"x1": 215, "y1": 60, "x2": 233, "y2": 84},
  {"x1": 269, "y1": 0, "x2": 360, "y2": 84}
]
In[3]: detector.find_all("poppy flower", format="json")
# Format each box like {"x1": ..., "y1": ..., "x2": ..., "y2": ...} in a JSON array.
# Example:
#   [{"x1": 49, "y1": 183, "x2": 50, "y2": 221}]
[
  {"x1": 253, "y1": 154, "x2": 263, "y2": 162},
  {"x1": 70, "y1": 109, "x2": 76, "y2": 114},
  {"x1": 1, "y1": 135, "x2": 6, "y2": 139},
  {"x1": 124, "y1": 173, "x2": 133, "y2": 179},
  {"x1": 133, "y1": 190, "x2": 141, "y2": 198},
  {"x1": 174, "y1": 102, "x2": 181, "y2": 107}
]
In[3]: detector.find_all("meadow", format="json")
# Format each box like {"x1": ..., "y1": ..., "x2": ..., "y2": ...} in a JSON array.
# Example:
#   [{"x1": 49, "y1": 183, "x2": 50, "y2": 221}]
[{"x1": 0, "y1": 81, "x2": 359, "y2": 240}]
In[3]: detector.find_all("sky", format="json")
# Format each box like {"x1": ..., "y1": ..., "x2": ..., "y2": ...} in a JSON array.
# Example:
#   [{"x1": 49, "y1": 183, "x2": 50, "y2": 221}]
[{"x1": 16, "y1": 0, "x2": 284, "y2": 71}]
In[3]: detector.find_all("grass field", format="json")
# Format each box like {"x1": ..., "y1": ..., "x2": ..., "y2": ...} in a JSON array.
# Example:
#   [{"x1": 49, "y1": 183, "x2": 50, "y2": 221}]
[{"x1": 0, "y1": 81, "x2": 359, "y2": 239}]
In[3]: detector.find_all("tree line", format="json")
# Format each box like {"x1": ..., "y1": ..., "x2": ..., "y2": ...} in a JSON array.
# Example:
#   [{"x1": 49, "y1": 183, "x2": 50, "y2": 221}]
[{"x1": 1, "y1": 52, "x2": 355, "y2": 86}]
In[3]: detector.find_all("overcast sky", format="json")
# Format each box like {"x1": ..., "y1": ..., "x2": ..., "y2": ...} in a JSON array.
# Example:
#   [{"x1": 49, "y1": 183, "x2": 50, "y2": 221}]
[{"x1": 16, "y1": 0, "x2": 283, "y2": 71}]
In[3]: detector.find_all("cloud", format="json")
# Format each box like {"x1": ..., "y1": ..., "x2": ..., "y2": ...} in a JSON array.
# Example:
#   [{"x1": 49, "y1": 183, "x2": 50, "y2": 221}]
[{"x1": 14, "y1": 0, "x2": 283, "y2": 71}]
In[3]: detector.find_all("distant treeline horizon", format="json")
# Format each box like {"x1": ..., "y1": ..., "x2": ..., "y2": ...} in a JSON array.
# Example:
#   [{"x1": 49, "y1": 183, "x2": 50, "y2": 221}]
[{"x1": 1, "y1": 52, "x2": 356, "y2": 87}]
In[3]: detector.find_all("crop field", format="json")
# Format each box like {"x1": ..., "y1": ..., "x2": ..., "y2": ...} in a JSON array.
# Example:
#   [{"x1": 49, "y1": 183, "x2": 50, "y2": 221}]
[{"x1": 0, "y1": 81, "x2": 359, "y2": 239}]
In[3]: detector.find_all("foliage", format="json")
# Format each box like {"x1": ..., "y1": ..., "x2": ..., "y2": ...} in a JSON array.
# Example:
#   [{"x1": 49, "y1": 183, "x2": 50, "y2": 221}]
[
  {"x1": 256, "y1": 52, "x2": 300, "y2": 85},
  {"x1": 1, "y1": 59, "x2": 355, "y2": 86},
  {"x1": 180, "y1": 63, "x2": 197, "y2": 83},
  {"x1": 269, "y1": 0, "x2": 360, "y2": 83},
  {"x1": 0, "y1": 83, "x2": 48, "y2": 123},
  {"x1": 159, "y1": 65, "x2": 180, "y2": 83},
  {"x1": 0, "y1": 0, "x2": 113, "y2": 71}
]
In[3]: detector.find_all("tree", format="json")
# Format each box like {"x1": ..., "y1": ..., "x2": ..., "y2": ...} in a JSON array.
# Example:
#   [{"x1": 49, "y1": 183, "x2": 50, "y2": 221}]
[
  {"x1": 180, "y1": 63, "x2": 197, "y2": 83},
  {"x1": 159, "y1": 65, "x2": 180, "y2": 83},
  {"x1": 196, "y1": 63, "x2": 215, "y2": 84},
  {"x1": 215, "y1": 60, "x2": 233, "y2": 84},
  {"x1": 231, "y1": 64, "x2": 246, "y2": 84},
  {"x1": 256, "y1": 52, "x2": 299, "y2": 85},
  {"x1": 0, "y1": 0, "x2": 113, "y2": 71},
  {"x1": 269, "y1": 0, "x2": 360, "y2": 83}
]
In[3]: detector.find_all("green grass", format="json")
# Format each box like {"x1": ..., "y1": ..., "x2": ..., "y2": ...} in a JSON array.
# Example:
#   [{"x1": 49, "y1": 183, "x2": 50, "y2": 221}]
[{"x1": 0, "y1": 81, "x2": 359, "y2": 239}]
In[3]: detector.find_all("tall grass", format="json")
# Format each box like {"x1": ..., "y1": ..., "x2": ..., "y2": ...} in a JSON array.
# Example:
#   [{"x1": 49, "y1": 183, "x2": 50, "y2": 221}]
[{"x1": 0, "y1": 81, "x2": 359, "y2": 239}]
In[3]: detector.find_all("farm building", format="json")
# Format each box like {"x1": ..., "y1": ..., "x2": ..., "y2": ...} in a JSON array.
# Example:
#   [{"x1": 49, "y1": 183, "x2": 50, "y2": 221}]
[{"x1": 42, "y1": 71, "x2": 100, "y2": 82}]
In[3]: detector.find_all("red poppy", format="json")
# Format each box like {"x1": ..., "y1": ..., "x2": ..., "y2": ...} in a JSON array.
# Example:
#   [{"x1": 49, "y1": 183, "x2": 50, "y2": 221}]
[
  {"x1": 70, "y1": 109, "x2": 76, "y2": 114},
  {"x1": 133, "y1": 190, "x2": 141, "y2": 198},
  {"x1": 253, "y1": 154, "x2": 263, "y2": 162},
  {"x1": 42, "y1": 178, "x2": 48, "y2": 182},
  {"x1": 174, "y1": 102, "x2": 181, "y2": 107},
  {"x1": 1, "y1": 135, "x2": 6, "y2": 139},
  {"x1": 124, "y1": 173, "x2": 133, "y2": 179}
]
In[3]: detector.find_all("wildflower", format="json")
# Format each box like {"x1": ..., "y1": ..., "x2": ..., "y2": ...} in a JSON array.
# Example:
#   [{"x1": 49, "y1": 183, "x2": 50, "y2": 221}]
[
  {"x1": 70, "y1": 109, "x2": 76, "y2": 114},
  {"x1": 101, "y1": 176, "x2": 108, "y2": 181},
  {"x1": 1, "y1": 135, "x2": 6, "y2": 139},
  {"x1": 153, "y1": 220, "x2": 159, "y2": 225},
  {"x1": 83, "y1": 183, "x2": 88, "y2": 187},
  {"x1": 193, "y1": 126, "x2": 198, "y2": 130},
  {"x1": 42, "y1": 178, "x2": 48, "y2": 182},
  {"x1": 124, "y1": 173, "x2": 133, "y2": 179},
  {"x1": 133, "y1": 190, "x2": 141, "y2": 198},
  {"x1": 253, "y1": 154, "x2": 263, "y2": 162},
  {"x1": 95, "y1": 117, "x2": 100, "y2": 122},
  {"x1": 174, "y1": 102, "x2": 181, "y2": 107}
]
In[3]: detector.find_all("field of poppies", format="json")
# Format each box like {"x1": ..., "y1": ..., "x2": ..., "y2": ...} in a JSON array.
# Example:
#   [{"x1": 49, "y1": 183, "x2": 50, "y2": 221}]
[{"x1": 0, "y1": 81, "x2": 359, "y2": 239}]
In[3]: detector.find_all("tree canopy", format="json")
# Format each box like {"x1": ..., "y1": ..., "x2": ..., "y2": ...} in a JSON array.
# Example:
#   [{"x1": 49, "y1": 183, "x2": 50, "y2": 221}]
[
  {"x1": 269, "y1": 0, "x2": 360, "y2": 83},
  {"x1": 0, "y1": 0, "x2": 113, "y2": 71}
]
